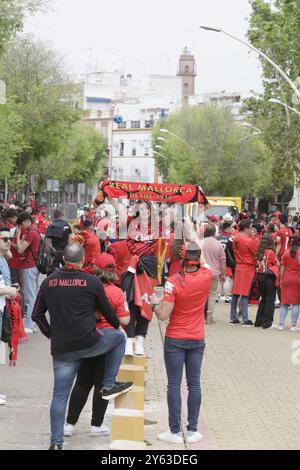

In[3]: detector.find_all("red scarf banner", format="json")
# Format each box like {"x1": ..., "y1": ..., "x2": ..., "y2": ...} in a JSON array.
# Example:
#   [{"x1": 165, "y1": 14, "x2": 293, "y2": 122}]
[{"x1": 94, "y1": 180, "x2": 209, "y2": 206}]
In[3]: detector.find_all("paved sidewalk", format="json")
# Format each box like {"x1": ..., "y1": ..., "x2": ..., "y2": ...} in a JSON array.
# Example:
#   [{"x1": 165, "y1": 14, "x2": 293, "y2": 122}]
[{"x1": 1, "y1": 303, "x2": 300, "y2": 450}]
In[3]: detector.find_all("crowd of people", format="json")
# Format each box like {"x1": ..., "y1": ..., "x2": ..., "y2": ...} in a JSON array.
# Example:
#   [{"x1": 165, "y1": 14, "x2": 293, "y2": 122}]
[{"x1": 0, "y1": 194, "x2": 300, "y2": 448}]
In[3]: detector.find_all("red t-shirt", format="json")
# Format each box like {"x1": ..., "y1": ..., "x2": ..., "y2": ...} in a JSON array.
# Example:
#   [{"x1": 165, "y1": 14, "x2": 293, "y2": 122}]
[
  {"x1": 82, "y1": 231, "x2": 101, "y2": 269},
  {"x1": 281, "y1": 248, "x2": 300, "y2": 275},
  {"x1": 96, "y1": 283, "x2": 129, "y2": 329},
  {"x1": 233, "y1": 233, "x2": 257, "y2": 266},
  {"x1": 9, "y1": 228, "x2": 40, "y2": 269},
  {"x1": 34, "y1": 214, "x2": 50, "y2": 235},
  {"x1": 276, "y1": 226, "x2": 293, "y2": 259},
  {"x1": 163, "y1": 265, "x2": 213, "y2": 341}
]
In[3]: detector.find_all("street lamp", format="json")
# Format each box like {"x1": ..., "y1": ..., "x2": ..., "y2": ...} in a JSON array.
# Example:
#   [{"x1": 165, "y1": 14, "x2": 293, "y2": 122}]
[
  {"x1": 157, "y1": 137, "x2": 166, "y2": 142},
  {"x1": 199, "y1": 26, "x2": 300, "y2": 100},
  {"x1": 269, "y1": 98, "x2": 300, "y2": 118},
  {"x1": 159, "y1": 128, "x2": 186, "y2": 143},
  {"x1": 155, "y1": 144, "x2": 165, "y2": 150},
  {"x1": 241, "y1": 122, "x2": 262, "y2": 133},
  {"x1": 153, "y1": 150, "x2": 167, "y2": 159}
]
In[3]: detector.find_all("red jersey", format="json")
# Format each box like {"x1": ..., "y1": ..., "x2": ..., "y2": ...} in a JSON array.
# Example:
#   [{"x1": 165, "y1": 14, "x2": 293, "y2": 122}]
[
  {"x1": 276, "y1": 226, "x2": 293, "y2": 259},
  {"x1": 96, "y1": 283, "x2": 129, "y2": 329},
  {"x1": 233, "y1": 233, "x2": 257, "y2": 266},
  {"x1": 34, "y1": 214, "x2": 50, "y2": 235},
  {"x1": 9, "y1": 228, "x2": 40, "y2": 269},
  {"x1": 107, "y1": 240, "x2": 129, "y2": 283},
  {"x1": 82, "y1": 231, "x2": 101, "y2": 270},
  {"x1": 281, "y1": 248, "x2": 300, "y2": 275},
  {"x1": 127, "y1": 218, "x2": 158, "y2": 257},
  {"x1": 163, "y1": 265, "x2": 213, "y2": 341}
]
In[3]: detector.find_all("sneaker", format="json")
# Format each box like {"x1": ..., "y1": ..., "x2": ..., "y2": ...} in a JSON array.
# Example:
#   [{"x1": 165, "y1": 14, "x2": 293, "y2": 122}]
[
  {"x1": 290, "y1": 326, "x2": 300, "y2": 332},
  {"x1": 0, "y1": 393, "x2": 7, "y2": 400},
  {"x1": 278, "y1": 324, "x2": 284, "y2": 331},
  {"x1": 157, "y1": 429, "x2": 184, "y2": 444},
  {"x1": 230, "y1": 319, "x2": 240, "y2": 325},
  {"x1": 64, "y1": 423, "x2": 75, "y2": 437},
  {"x1": 25, "y1": 327, "x2": 34, "y2": 334},
  {"x1": 0, "y1": 397, "x2": 6, "y2": 405},
  {"x1": 125, "y1": 338, "x2": 134, "y2": 356},
  {"x1": 186, "y1": 431, "x2": 203, "y2": 443},
  {"x1": 135, "y1": 335, "x2": 145, "y2": 356},
  {"x1": 90, "y1": 424, "x2": 110, "y2": 437},
  {"x1": 275, "y1": 302, "x2": 281, "y2": 309},
  {"x1": 49, "y1": 444, "x2": 63, "y2": 450},
  {"x1": 241, "y1": 320, "x2": 254, "y2": 327},
  {"x1": 102, "y1": 382, "x2": 133, "y2": 401},
  {"x1": 224, "y1": 297, "x2": 231, "y2": 304}
]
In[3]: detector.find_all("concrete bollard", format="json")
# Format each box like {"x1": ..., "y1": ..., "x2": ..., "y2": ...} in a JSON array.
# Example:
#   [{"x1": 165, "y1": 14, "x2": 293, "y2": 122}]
[
  {"x1": 110, "y1": 440, "x2": 147, "y2": 450},
  {"x1": 115, "y1": 385, "x2": 144, "y2": 411},
  {"x1": 117, "y1": 364, "x2": 145, "y2": 387},
  {"x1": 111, "y1": 409, "x2": 144, "y2": 442}
]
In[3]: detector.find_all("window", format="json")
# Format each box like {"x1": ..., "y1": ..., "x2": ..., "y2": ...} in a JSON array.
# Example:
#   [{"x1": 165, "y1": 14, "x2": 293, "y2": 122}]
[
  {"x1": 118, "y1": 122, "x2": 127, "y2": 129},
  {"x1": 184, "y1": 65, "x2": 190, "y2": 74},
  {"x1": 131, "y1": 121, "x2": 141, "y2": 128},
  {"x1": 144, "y1": 140, "x2": 150, "y2": 156},
  {"x1": 132, "y1": 140, "x2": 137, "y2": 156},
  {"x1": 145, "y1": 120, "x2": 154, "y2": 128},
  {"x1": 120, "y1": 141, "x2": 124, "y2": 157}
]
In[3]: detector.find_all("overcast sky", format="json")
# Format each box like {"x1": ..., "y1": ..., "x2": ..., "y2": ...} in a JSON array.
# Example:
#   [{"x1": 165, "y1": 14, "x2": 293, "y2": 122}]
[{"x1": 24, "y1": 0, "x2": 263, "y2": 95}]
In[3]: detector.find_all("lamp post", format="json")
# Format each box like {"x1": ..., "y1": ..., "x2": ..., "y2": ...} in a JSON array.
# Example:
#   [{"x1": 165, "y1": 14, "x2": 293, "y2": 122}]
[
  {"x1": 159, "y1": 128, "x2": 186, "y2": 143},
  {"x1": 269, "y1": 99, "x2": 300, "y2": 214},
  {"x1": 199, "y1": 26, "x2": 300, "y2": 100},
  {"x1": 153, "y1": 150, "x2": 167, "y2": 160},
  {"x1": 269, "y1": 98, "x2": 300, "y2": 118}
]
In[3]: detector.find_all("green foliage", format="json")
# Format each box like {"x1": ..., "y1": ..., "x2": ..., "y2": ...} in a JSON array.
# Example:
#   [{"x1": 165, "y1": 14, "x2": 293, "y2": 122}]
[
  {"x1": 0, "y1": 0, "x2": 50, "y2": 56},
  {"x1": 0, "y1": 102, "x2": 25, "y2": 180},
  {"x1": 152, "y1": 104, "x2": 273, "y2": 198},
  {"x1": 243, "y1": 0, "x2": 300, "y2": 192}
]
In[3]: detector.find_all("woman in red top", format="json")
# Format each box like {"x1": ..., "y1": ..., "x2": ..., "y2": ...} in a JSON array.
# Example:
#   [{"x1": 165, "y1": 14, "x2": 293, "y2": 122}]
[
  {"x1": 278, "y1": 235, "x2": 300, "y2": 331},
  {"x1": 64, "y1": 253, "x2": 129, "y2": 437},
  {"x1": 254, "y1": 234, "x2": 279, "y2": 329},
  {"x1": 150, "y1": 242, "x2": 212, "y2": 445}
]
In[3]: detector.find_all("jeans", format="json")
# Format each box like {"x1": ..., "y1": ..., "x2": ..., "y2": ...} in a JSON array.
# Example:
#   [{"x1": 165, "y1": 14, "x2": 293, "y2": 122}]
[
  {"x1": 164, "y1": 337, "x2": 205, "y2": 434},
  {"x1": 50, "y1": 328, "x2": 125, "y2": 445},
  {"x1": 20, "y1": 266, "x2": 39, "y2": 329},
  {"x1": 279, "y1": 304, "x2": 300, "y2": 326},
  {"x1": 230, "y1": 295, "x2": 249, "y2": 322}
]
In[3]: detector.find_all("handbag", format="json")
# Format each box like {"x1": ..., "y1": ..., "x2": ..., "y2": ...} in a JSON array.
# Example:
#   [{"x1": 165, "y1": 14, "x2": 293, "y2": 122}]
[{"x1": 1, "y1": 306, "x2": 12, "y2": 343}]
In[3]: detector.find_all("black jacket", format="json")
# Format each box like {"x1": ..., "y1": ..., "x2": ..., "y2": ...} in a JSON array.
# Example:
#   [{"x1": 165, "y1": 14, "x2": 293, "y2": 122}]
[{"x1": 32, "y1": 268, "x2": 120, "y2": 355}]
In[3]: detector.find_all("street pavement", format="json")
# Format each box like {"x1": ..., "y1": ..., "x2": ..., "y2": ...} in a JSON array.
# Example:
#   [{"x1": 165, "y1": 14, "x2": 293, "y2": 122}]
[{"x1": 1, "y1": 302, "x2": 300, "y2": 450}]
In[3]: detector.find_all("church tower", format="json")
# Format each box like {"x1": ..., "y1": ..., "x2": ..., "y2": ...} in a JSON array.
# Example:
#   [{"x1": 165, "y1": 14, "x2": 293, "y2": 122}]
[{"x1": 177, "y1": 47, "x2": 196, "y2": 104}]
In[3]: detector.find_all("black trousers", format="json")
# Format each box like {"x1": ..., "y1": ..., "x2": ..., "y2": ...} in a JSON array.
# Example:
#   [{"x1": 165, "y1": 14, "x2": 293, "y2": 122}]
[
  {"x1": 255, "y1": 273, "x2": 276, "y2": 328},
  {"x1": 124, "y1": 302, "x2": 149, "y2": 338},
  {"x1": 66, "y1": 355, "x2": 108, "y2": 427}
]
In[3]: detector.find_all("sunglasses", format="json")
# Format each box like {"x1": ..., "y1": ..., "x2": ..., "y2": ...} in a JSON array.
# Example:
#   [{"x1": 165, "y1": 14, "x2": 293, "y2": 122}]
[{"x1": 0, "y1": 237, "x2": 12, "y2": 242}]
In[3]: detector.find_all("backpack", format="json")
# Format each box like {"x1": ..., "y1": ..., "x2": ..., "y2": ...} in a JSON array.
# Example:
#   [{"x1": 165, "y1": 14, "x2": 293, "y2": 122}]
[{"x1": 28, "y1": 232, "x2": 56, "y2": 274}]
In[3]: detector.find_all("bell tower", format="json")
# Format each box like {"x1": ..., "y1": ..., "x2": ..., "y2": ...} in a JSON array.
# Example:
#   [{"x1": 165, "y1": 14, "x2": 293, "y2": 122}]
[{"x1": 177, "y1": 47, "x2": 196, "y2": 104}]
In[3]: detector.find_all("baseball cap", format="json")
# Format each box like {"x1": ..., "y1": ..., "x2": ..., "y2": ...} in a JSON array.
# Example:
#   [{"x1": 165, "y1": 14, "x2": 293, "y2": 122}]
[
  {"x1": 207, "y1": 214, "x2": 218, "y2": 223},
  {"x1": 223, "y1": 213, "x2": 233, "y2": 223},
  {"x1": 95, "y1": 253, "x2": 116, "y2": 271}
]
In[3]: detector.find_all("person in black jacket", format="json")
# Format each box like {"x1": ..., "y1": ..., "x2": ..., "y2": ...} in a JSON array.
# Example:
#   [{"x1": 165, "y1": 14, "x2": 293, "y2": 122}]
[
  {"x1": 45, "y1": 210, "x2": 72, "y2": 269},
  {"x1": 32, "y1": 243, "x2": 132, "y2": 450}
]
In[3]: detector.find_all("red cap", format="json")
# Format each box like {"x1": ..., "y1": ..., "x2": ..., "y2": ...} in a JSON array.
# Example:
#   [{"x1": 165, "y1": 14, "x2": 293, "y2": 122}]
[
  {"x1": 95, "y1": 253, "x2": 116, "y2": 271},
  {"x1": 207, "y1": 214, "x2": 218, "y2": 223},
  {"x1": 273, "y1": 211, "x2": 281, "y2": 217}
]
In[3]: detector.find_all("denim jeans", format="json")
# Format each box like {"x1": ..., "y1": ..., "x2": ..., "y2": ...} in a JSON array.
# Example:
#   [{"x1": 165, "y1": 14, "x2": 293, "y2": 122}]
[
  {"x1": 230, "y1": 295, "x2": 249, "y2": 322},
  {"x1": 164, "y1": 337, "x2": 205, "y2": 434},
  {"x1": 20, "y1": 266, "x2": 39, "y2": 329},
  {"x1": 279, "y1": 304, "x2": 300, "y2": 326},
  {"x1": 50, "y1": 328, "x2": 125, "y2": 445}
]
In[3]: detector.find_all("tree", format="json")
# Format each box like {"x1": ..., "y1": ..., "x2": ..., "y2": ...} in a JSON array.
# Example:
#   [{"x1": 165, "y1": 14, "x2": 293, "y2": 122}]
[
  {"x1": 0, "y1": 0, "x2": 50, "y2": 56},
  {"x1": 152, "y1": 104, "x2": 273, "y2": 198},
  {"x1": 0, "y1": 35, "x2": 82, "y2": 189},
  {"x1": 243, "y1": 0, "x2": 300, "y2": 192},
  {"x1": 0, "y1": 102, "x2": 25, "y2": 181}
]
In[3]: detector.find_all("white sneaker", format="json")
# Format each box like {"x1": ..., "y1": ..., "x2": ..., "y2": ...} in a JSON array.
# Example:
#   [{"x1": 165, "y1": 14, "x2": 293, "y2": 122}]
[
  {"x1": 186, "y1": 431, "x2": 203, "y2": 443},
  {"x1": 270, "y1": 324, "x2": 278, "y2": 330},
  {"x1": 25, "y1": 327, "x2": 34, "y2": 334},
  {"x1": 290, "y1": 326, "x2": 300, "y2": 332},
  {"x1": 0, "y1": 393, "x2": 7, "y2": 400},
  {"x1": 64, "y1": 423, "x2": 75, "y2": 437},
  {"x1": 90, "y1": 424, "x2": 110, "y2": 437},
  {"x1": 135, "y1": 335, "x2": 145, "y2": 356},
  {"x1": 0, "y1": 398, "x2": 6, "y2": 405},
  {"x1": 278, "y1": 324, "x2": 284, "y2": 331},
  {"x1": 125, "y1": 338, "x2": 134, "y2": 356},
  {"x1": 157, "y1": 430, "x2": 184, "y2": 444}
]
